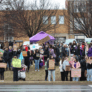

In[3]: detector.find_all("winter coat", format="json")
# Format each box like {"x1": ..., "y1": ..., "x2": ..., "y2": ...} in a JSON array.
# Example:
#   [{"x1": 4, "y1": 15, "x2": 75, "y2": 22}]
[
  {"x1": 72, "y1": 62, "x2": 80, "y2": 69},
  {"x1": 3, "y1": 50, "x2": 11, "y2": 63}
]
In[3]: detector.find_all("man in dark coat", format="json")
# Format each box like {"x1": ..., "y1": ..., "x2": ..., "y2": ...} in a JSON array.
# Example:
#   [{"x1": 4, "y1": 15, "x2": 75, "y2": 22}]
[{"x1": 3, "y1": 47, "x2": 11, "y2": 70}]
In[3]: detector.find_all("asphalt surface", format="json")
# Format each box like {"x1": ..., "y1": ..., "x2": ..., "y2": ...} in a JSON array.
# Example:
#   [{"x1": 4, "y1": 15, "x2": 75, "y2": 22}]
[{"x1": 0, "y1": 85, "x2": 92, "y2": 92}]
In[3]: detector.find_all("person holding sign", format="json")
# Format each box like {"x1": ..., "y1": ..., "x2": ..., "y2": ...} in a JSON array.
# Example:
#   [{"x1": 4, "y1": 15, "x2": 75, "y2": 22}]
[
  {"x1": 34, "y1": 49, "x2": 40, "y2": 71},
  {"x1": 62, "y1": 56, "x2": 69, "y2": 81},
  {"x1": 86, "y1": 58, "x2": 92, "y2": 81},
  {"x1": 12, "y1": 56, "x2": 21, "y2": 81},
  {"x1": 0, "y1": 57, "x2": 5, "y2": 82},
  {"x1": 48, "y1": 56, "x2": 55, "y2": 81},
  {"x1": 72, "y1": 56, "x2": 81, "y2": 81}
]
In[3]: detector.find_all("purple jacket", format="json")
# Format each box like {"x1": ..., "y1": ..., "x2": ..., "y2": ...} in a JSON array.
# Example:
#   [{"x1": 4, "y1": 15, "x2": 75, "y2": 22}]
[
  {"x1": 49, "y1": 49, "x2": 56, "y2": 58},
  {"x1": 88, "y1": 48, "x2": 92, "y2": 57}
]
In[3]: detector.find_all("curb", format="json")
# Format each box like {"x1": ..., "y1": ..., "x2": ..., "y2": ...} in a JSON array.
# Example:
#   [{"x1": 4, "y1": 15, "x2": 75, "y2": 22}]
[{"x1": 0, "y1": 81, "x2": 92, "y2": 85}]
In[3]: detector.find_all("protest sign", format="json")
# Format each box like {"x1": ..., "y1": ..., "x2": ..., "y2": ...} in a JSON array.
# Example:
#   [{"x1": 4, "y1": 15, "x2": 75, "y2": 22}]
[
  {"x1": 48, "y1": 59, "x2": 55, "y2": 70},
  {"x1": 4, "y1": 41, "x2": 9, "y2": 47},
  {"x1": 0, "y1": 63, "x2": 7, "y2": 68},
  {"x1": 13, "y1": 44, "x2": 17, "y2": 51},
  {"x1": 71, "y1": 68, "x2": 81, "y2": 77},
  {"x1": 0, "y1": 49, "x2": 4, "y2": 57},
  {"x1": 36, "y1": 36, "x2": 50, "y2": 45},
  {"x1": 12, "y1": 58, "x2": 21, "y2": 68},
  {"x1": 30, "y1": 44, "x2": 40, "y2": 50},
  {"x1": 65, "y1": 65, "x2": 70, "y2": 71},
  {"x1": 22, "y1": 51, "x2": 27, "y2": 57}
]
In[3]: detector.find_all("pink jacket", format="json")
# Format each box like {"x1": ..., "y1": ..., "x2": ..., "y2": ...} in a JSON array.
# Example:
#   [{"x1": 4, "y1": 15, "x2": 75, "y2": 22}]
[
  {"x1": 72, "y1": 62, "x2": 80, "y2": 69},
  {"x1": 69, "y1": 61, "x2": 74, "y2": 68}
]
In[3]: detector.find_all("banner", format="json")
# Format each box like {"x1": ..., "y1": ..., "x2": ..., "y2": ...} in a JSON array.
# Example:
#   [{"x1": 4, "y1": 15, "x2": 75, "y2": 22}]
[
  {"x1": 0, "y1": 63, "x2": 7, "y2": 68},
  {"x1": 36, "y1": 36, "x2": 50, "y2": 45},
  {"x1": 0, "y1": 49, "x2": 4, "y2": 57},
  {"x1": 30, "y1": 44, "x2": 40, "y2": 50},
  {"x1": 71, "y1": 68, "x2": 81, "y2": 77},
  {"x1": 12, "y1": 58, "x2": 21, "y2": 68},
  {"x1": 48, "y1": 59, "x2": 55, "y2": 70}
]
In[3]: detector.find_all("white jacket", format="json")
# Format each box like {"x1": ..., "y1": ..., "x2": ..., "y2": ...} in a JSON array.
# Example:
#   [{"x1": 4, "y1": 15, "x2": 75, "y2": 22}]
[
  {"x1": 59, "y1": 60, "x2": 63, "y2": 72},
  {"x1": 62, "y1": 60, "x2": 69, "y2": 71}
]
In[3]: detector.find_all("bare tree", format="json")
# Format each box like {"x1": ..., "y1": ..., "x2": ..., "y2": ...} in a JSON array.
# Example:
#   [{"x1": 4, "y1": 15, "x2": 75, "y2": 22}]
[
  {"x1": 3, "y1": 0, "x2": 60, "y2": 38},
  {"x1": 64, "y1": 0, "x2": 92, "y2": 38}
]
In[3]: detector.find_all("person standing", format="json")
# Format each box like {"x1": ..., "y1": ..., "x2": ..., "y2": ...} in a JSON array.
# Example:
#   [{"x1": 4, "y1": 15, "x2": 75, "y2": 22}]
[
  {"x1": 0, "y1": 57, "x2": 5, "y2": 82},
  {"x1": 59, "y1": 58, "x2": 64, "y2": 81},
  {"x1": 48, "y1": 56, "x2": 55, "y2": 81},
  {"x1": 44, "y1": 47, "x2": 49, "y2": 81},
  {"x1": 62, "y1": 56, "x2": 69, "y2": 81},
  {"x1": 72, "y1": 56, "x2": 81, "y2": 81},
  {"x1": 34, "y1": 49, "x2": 40, "y2": 71},
  {"x1": 3, "y1": 47, "x2": 10, "y2": 70}
]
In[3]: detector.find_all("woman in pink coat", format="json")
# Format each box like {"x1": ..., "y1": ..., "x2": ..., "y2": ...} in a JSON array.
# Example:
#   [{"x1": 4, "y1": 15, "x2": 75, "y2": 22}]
[{"x1": 72, "y1": 56, "x2": 81, "y2": 81}]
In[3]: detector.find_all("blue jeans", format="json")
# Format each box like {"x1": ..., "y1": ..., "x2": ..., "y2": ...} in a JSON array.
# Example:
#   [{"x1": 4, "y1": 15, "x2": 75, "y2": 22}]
[
  {"x1": 73, "y1": 77, "x2": 79, "y2": 81},
  {"x1": 48, "y1": 70, "x2": 55, "y2": 81},
  {"x1": 87, "y1": 69, "x2": 92, "y2": 81},
  {"x1": 35, "y1": 59, "x2": 40, "y2": 70}
]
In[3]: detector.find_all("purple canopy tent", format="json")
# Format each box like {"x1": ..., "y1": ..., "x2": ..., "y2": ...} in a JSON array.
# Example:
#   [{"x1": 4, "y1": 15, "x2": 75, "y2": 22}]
[{"x1": 29, "y1": 31, "x2": 55, "y2": 44}]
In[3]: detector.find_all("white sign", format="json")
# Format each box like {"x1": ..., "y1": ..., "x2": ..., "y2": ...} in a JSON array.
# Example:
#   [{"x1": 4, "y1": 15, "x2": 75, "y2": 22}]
[{"x1": 30, "y1": 44, "x2": 41, "y2": 50}]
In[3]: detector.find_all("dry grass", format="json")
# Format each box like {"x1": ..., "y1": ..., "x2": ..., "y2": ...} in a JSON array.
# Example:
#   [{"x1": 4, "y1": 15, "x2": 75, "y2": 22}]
[{"x1": 4, "y1": 65, "x2": 63, "y2": 81}]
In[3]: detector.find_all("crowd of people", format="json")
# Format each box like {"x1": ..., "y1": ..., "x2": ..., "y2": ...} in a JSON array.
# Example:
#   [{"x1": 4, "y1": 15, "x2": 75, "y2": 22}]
[{"x1": 0, "y1": 40, "x2": 92, "y2": 82}]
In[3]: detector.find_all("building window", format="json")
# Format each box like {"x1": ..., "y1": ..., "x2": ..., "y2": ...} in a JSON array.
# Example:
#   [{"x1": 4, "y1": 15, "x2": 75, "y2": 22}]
[
  {"x1": 4, "y1": 23, "x2": 14, "y2": 42},
  {"x1": 74, "y1": 1, "x2": 86, "y2": 13},
  {"x1": 59, "y1": 16, "x2": 64, "y2": 24},
  {"x1": 51, "y1": 16, "x2": 56, "y2": 24},
  {"x1": 43, "y1": 16, "x2": 48, "y2": 24}
]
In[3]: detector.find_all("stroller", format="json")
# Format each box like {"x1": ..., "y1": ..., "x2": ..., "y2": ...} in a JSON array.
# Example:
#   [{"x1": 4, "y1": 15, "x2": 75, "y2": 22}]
[{"x1": 18, "y1": 64, "x2": 27, "y2": 81}]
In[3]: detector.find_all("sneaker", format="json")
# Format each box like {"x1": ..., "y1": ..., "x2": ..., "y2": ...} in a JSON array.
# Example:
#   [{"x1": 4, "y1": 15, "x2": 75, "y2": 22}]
[
  {"x1": 1, "y1": 80, "x2": 4, "y2": 82},
  {"x1": 35, "y1": 70, "x2": 37, "y2": 71},
  {"x1": 38, "y1": 70, "x2": 40, "y2": 71}
]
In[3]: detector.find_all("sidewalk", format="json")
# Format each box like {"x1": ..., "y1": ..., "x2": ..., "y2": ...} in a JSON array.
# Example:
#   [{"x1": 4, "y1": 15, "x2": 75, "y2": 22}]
[{"x1": 0, "y1": 81, "x2": 92, "y2": 85}]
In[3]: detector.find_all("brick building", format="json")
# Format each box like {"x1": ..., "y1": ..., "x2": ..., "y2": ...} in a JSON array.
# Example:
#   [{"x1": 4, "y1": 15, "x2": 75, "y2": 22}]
[{"x1": 0, "y1": 9, "x2": 70, "y2": 43}]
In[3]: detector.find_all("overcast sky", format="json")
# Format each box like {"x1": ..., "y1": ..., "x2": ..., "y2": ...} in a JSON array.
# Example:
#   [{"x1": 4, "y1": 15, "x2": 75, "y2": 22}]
[{"x1": 27, "y1": 0, "x2": 66, "y2": 9}]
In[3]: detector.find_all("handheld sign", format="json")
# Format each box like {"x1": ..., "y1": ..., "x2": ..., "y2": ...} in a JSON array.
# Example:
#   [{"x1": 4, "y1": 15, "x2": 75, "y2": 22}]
[
  {"x1": 0, "y1": 49, "x2": 4, "y2": 57},
  {"x1": 65, "y1": 65, "x2": 70, "y2": 71},
  {"x1": 13, "y1": 44, "x2": 17, "y2": 51},
  {"x1": 36, "y1": 36, "x2": 50, "y2": 45},
  {"x1": 12, "y1": 58, "x2": 21, "y2": 68},
  {"x1": 0, "y1": 63, "x2": 7, "y2": 68},
  {"x1": 48, "y1": 59, "x2": 55, "y2": 70},
  {"x1": 71, "y1": 68, "x2": 81, "y2": 77},
  {"x1": 22, "y1": 51, "x2": 27, "y2": 57}
]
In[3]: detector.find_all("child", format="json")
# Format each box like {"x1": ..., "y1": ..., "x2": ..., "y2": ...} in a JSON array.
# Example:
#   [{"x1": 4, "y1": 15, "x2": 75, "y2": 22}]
[
  {"x1": 62, "y1": 56, "x2": 69, "y2": 81},
  {"x1": 72, "y1": 56, "x2": 81, "y2": 81},
  {"x1": 0, "y1": 57, "x2": 5, "y2": 82},
  {"x1": 59, "y1": 57, "x2": 64, "y2": 81},
  {"x1": 69, "y1": 56, "x2": 74, "y2": 81},
  {"x1": 48, "y1": 55, "x2": 55, "y2": 81}
]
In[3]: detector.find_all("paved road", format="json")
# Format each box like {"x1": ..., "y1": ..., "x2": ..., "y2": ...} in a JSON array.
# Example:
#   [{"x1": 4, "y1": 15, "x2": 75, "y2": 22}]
[{"x1": 0, "y1": 85, "x2": 92, "y2": 92}]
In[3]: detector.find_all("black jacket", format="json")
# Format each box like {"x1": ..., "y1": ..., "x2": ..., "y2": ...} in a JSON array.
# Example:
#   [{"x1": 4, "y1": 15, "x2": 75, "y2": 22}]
[
  {"x1": 86, "y1": 63, "x2": 92, "y2": 69},
  {"x1": 62, "y1": 47, "x2": 66, "y2": 57},
  {"x1": 34, "y1": 52, "x2": 40, "y2": 60},
  {"x1": 0, "y1": 60, "x2": 5, "y2": 73},
  {"x1": 44, "y1": 49, "x2": 49, "y2": 61},
  {"x1": 71, "y1": 45, "x2": 77, "y2": 55},
  {"x1": 3, "y1": 50, "x2": 11, "y2": 62},
  {"x1": 80, "y1": 59, "x2": 87, "y2": 72}
]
